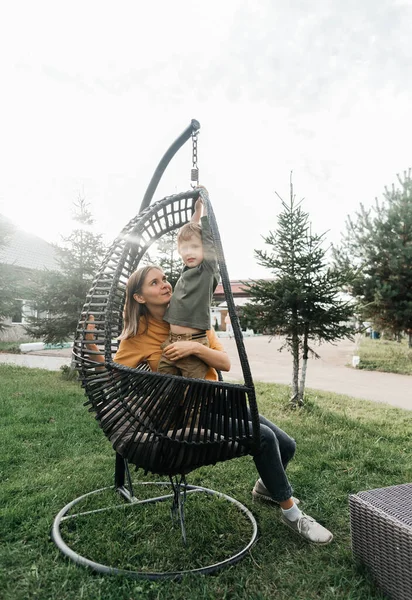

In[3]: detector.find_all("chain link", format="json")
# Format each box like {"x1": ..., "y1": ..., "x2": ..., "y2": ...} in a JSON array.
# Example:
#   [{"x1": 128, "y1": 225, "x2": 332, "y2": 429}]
[{"x1": 191, "y1": 131, "x2": 199, "y2": 187}]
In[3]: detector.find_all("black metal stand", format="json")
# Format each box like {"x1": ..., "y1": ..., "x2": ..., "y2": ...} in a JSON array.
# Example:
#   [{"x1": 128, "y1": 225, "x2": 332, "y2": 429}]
[
  {"x1": 169, "y1": 474, "x2": 188, "y2": 544},
  {"x1": 114, "y1": 453, "x2": 137, "y2": 503},
  {"x1": 51, "y1": 478, "x2": 258, "y2": 580}
]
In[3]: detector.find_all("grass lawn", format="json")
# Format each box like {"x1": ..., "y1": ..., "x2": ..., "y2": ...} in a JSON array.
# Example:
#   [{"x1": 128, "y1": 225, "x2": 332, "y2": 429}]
[
  {"x1": 358, "y1": 337, "x2": 412, "y2": 375},
  {"x1": 1, "y1": 365, "x2": 411, "y2": 600}
]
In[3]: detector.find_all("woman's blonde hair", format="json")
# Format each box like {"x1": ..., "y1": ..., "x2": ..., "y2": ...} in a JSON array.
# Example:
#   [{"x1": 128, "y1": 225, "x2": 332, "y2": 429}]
[{"x1": 118, "y1": 264, "x2": 161, "y2": 340}]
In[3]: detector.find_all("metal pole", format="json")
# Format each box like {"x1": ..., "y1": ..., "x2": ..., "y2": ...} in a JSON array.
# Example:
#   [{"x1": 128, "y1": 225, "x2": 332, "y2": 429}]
[{"x1": 139, "y1": 119, "x2": 200, "y2": 213}]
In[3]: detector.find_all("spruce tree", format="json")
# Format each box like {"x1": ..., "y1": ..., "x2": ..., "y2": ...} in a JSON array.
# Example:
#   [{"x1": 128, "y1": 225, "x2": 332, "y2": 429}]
[
  {"x1": 334, "y1": 170, "x2": 412, "y2": 346},
  {"x1": 0, "y1": 218, "x2": 18, "y2": 332},
  {"x1": 243, "y1": 177, "x2": 355, "y2": 406},
  {"x1": 154, "y1": 230, "x2": 183, "y2": 288},
  {"x1": 24, "y1": 197, "x2": 106, "y2": 343}
]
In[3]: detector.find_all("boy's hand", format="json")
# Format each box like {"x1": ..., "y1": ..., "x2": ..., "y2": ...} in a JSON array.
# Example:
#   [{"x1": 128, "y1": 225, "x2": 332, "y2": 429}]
[
  {"x1": 191, "y1": 198, "x2": 203, "y2": 223},
  {"x1": 196, "y1": 186, "x2": 208, "y2": 215}
]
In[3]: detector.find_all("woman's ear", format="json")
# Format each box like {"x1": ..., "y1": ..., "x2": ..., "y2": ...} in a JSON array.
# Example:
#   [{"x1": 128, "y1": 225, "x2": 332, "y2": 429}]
[{"x1": 133, "y1": 293, "x2": 146, "y2": 304}]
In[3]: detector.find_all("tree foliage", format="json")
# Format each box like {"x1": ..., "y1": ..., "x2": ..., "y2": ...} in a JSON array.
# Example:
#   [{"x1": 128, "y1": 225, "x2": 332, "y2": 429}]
[
  {"x1": 333, "y1": 170, "x2": 412, "y2": 345},
  {"x1": 154, "y1": 230, "x2": 183, "y2": 288},
  {"x1": 243, "y1": 177, "x2": 355, "y2": 406},
  {"x1": 24, "y1": 198, "x2": 106, "y2": 343},
  {"x1": 0, "y1": 218, "x2": 19, "y2": 332}
]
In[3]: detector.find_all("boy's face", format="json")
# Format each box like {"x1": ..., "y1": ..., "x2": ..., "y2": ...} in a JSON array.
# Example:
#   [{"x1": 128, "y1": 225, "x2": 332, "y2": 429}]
[{"x1": 178, "y1": 234, "x2": 204, "y2": 268}]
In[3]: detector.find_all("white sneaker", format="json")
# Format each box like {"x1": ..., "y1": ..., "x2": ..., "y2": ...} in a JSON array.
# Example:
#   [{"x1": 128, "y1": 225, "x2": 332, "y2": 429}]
[
  {"x1": 281, "y1": 512, "x2": 333, "y2": 545},
  {"x1": 252, "y1": 479, "x2": 300, "y2": 506}
]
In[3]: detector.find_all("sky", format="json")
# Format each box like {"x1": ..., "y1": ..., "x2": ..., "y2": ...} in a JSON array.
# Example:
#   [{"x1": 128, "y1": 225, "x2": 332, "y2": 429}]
[{"x1": 1, "y1": 0, "x2": 412, "y2": 279}]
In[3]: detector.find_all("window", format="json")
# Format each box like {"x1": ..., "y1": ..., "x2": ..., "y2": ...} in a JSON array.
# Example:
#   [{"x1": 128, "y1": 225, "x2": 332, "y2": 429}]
[
  {"x1": 11, "y1": 299, "x2": 39, "y2": 325},
  {"x1": 11, "y1": 299, "x2": 23, "y2": 324}
]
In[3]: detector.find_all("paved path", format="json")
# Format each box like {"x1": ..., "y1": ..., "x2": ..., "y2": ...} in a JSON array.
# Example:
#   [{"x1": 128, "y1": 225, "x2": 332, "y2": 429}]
[
  {"x1": 0, "y1": 353, "x2": 70, "y2": 371},
  {"x1": 222, "y1": 337, "x2": 412, "y2": 411},
  {"x1": 1, "y1": 336, "x2": 411, "y2": 411}
]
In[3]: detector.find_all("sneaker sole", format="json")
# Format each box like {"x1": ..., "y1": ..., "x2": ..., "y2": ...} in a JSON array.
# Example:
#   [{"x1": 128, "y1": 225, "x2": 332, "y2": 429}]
[
  {"x1": 252, "y1": 490, "x2": 300, "y2": 506},
  {"x1": 281, "y1": 515, "x2": 333, "y2": 545}
]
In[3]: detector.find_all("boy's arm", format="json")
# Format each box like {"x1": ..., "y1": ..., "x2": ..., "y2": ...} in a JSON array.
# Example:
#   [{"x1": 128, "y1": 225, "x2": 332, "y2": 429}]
[
  {"x1": 193, "y1": 186, "x2": 217, "y2": 272},
  {"x1": 191, "y1": 198, "x2": 203, "y2": 224},
  {"x1": 191, "y1": 186, "x2": 209, "y2": 223}
]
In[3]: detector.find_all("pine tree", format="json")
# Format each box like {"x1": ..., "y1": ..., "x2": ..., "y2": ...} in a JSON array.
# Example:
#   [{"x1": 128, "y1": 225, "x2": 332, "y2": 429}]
[
  {"x1": 0, "y1": 218, "x2": 18, "y2": 332},
  {"x1": 243, "y1": 177, "x2": 355, "y2": 406},
  {"x1": 154, "y1": 230, "x2": 183, "y2": 288},
  {"x1": 24, "y1": 197, "x2": 106, "y2": 343},
  {"x1": 334, "y1": 170, "x2": 412, "y2": 346}
]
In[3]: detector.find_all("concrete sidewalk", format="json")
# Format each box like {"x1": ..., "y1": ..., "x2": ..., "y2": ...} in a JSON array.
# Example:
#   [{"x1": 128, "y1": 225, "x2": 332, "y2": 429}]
[
  {"x1": 0, "y1": 352, "x2": 70, "y2": 371},
  {"x1": 1, "y1": 336, "x2": 411, "y2": 411},
  {"x1": 223, "y1": 337, "x2": 412, "y2": 411}
]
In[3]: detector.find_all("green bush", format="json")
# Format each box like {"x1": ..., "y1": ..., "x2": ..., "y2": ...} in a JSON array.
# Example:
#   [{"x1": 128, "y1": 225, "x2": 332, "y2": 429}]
[
  {"x1": 0, "y1": 341, "x2": 21, "y2": 354},
  {"x1": 60, "y1": 364, "x2": 79, "y2": 381}
]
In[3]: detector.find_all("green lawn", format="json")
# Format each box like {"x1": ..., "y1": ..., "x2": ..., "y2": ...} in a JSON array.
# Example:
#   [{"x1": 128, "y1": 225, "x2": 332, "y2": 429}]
[
  {"x1": 1, "y1": 365, "x2": 411, "y2": 600},
  {"x1": 358, "y1": 337, "x2": 412, "y2": 375}
]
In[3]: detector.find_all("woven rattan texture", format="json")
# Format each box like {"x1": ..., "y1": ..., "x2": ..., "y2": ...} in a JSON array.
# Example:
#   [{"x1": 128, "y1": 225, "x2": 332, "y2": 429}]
[
  {"x1": 73, "y1": 190, "x2": 260, "y2": 477},
  {"x1": 349, "y1": 484, "x2": 412, "y2": 600}
]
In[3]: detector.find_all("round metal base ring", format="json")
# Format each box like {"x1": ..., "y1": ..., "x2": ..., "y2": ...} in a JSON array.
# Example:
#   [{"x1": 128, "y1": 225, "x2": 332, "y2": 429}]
[{"x1": 51, "y1": 482, "x2": 258, "y2": 580}]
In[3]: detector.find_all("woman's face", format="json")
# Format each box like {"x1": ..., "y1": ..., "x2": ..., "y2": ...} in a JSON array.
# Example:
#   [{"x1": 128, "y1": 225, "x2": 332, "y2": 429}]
[{"x1": 133, "y1": 267, "x2": 172, "y2": 308}]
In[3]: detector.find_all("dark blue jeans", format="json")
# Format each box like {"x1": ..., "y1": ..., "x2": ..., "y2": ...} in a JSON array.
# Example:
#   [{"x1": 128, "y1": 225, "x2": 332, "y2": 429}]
[{"x1": 252, "y1": 412, "x2": 296, "y2": 502}]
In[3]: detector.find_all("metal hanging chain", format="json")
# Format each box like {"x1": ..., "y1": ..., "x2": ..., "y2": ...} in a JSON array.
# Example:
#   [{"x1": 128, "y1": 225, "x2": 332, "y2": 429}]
[{"x1": 191, "y1": 130, "x2": 199, "y2": 187}]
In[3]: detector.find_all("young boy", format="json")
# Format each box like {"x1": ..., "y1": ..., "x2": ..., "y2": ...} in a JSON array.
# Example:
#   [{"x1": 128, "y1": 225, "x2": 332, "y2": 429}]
[{"x1": 158, "y1": 192, "x2": 220, "y2": 378}]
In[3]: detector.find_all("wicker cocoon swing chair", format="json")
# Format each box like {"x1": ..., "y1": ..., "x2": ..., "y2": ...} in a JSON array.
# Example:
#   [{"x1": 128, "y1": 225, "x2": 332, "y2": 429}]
[
  {"x1": 73, "y1": 185, "x2": 260, "y2": 478},
  {"x1": 72, "y1": 120, "x2": 260, "y2": 482},
  {"x1": 51, "y1": 121, "x2": 262, "y2": 578}
]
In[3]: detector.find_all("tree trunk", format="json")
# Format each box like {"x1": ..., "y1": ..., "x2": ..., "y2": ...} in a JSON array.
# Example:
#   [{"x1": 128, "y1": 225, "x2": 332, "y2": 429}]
[
  {"x1": 298, "y1": 330, "x2": 309, "y2": 405},
  {"x1": 298, "y1": 359, "x2": 307, "y2": 405},
  {"x1": 409, "y1": 331, "x2": 412, "y2": 348},
  {"x1": 290, "y1": 332, "x2": 300, "y2": 407}
]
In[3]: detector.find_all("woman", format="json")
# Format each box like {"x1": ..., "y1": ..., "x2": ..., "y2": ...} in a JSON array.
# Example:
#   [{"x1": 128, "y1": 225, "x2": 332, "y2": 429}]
[
  {"x1": 87, "y1": 264, "x2": 333, "y2": 545},
  {"x1": 114, "y1": 264, "x2": 228, "y2": 377}
]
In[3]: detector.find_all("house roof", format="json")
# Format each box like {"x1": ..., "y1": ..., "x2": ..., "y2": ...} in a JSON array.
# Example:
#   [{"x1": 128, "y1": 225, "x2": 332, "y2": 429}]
[
  {"x1": 214, "y1": 280, "x2": 250, "y2": 297},
  {"x1": 0, "y1": 214, "x2": 59, "y2": 271},
  {"x1": 218, "y1": 297, "x2": 251, "y2": 307},
  {"x1": 214, "y1": 279, "x2": 274, "y2": 302}
]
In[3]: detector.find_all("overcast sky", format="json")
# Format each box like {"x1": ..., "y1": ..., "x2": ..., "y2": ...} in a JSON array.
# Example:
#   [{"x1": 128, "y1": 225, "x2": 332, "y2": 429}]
[{"x1": 1, "y1": 0, "x2": 412, "y2": 278}]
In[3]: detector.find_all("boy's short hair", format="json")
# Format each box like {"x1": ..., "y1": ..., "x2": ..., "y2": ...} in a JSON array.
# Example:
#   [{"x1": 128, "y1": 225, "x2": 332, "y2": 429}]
[{"x1": 177, "y1": 222, "x2": 202, "y2": 245}]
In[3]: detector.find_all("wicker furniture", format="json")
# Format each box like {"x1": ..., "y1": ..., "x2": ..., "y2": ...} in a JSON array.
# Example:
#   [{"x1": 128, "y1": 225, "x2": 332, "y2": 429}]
[
  {"x1": 349, "y1": 483, "x2": 412, "y2": 600},
  {"x1": 73, "y1": 186, "x2": 260, "y2": 479},
  {"x1": 51, "y1": 120, "x2": 261, "y2": 578}
]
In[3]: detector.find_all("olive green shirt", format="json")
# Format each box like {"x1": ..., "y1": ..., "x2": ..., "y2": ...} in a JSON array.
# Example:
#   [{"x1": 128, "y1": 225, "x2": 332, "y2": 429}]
[{"x1": 164, "y1": 216, "x2": 219, "y2": 330}]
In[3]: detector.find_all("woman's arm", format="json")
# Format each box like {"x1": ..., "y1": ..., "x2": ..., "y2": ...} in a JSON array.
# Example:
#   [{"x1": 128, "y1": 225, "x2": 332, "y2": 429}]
[
  {"x1": 84, "y1": 315, "x2": 105, "y2": 364},
  {"x1": 162, "y1": 340, "x2": 230, "y2": 372},
  {"x1": 85, "y1": 314, "x2": 230, "y2": 372}
]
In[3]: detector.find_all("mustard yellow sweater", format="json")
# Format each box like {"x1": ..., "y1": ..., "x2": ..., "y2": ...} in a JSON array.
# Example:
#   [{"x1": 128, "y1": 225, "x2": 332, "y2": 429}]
[{"x1": 114, "y1": 315, "x2": 222, "y2": 381}]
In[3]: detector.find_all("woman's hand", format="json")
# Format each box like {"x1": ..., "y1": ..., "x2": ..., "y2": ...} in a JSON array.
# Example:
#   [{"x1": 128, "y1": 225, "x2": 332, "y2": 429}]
[
  {"x1": 85, "y1": 314, "x2": 97, "y2": 345},
  {"x1": 162, "y1": 341, "x2": 196, "y2": 362},
  {"x1": 83, "y1": 314, "x2": 105, "y2": 365},
  {"x1": 162, "y1": 340, "x2": 230, "y2": 372}
]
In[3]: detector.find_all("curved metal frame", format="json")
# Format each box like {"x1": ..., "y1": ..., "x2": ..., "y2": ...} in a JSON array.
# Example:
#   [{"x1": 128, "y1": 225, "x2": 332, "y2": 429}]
[
  {"x1": 140, "y1": 119, "x2": 200, "y2": 213},
  {"x1": 51, "y1": 482, "x2": 258, "y2": 580}
]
